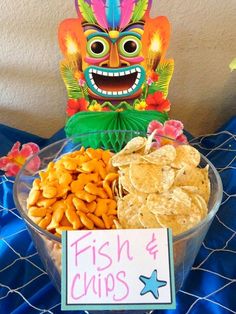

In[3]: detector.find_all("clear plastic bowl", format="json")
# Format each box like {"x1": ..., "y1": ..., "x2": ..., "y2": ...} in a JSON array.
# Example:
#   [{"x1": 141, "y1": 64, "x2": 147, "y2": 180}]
[{"x1": 13, "y1": 131, "x2": 223, "y2": 309}]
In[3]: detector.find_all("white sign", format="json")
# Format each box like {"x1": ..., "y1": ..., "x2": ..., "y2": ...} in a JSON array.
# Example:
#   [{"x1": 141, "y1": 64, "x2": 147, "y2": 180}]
[{"x1": 62, "y1": 229, "x2": 175, "y2": 311}]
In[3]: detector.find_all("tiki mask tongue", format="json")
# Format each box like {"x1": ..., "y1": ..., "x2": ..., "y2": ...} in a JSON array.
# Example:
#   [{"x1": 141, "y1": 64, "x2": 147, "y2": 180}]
[
  {"x1": 86, "y1": 66, "x2": 144, "y2": 97},
  {"x1": 93, "y1": 72, "x2": 137, "y2": 92}
]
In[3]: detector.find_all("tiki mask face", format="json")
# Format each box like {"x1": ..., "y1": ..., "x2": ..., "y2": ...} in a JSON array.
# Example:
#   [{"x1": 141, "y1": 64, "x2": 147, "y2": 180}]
[
  {"x1": 59, "y1": 0, "x2": 172, "y2": 108},
  {"x1": 83, "y1": 23, "x2": 146, "y2": 100}
]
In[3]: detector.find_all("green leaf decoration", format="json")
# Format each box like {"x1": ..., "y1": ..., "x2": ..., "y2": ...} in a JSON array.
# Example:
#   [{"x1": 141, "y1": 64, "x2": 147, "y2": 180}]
[
  {"x1": 60, "y1": 61, "x2": 83, "y2": 99},
  {"x1": 65, "y1": 110, "x2": 168, "y2": 152},
  {"x1": 77, "y1": 0, "x2": 96, "y2": 24},
  {"x1": 116, "y1": 101, "x2": 134, "y2": 110},
  {"x1": 131, "y1": 0, "x2": 148, "y2": 22},
  {"x1": 82, "y1": 84, "x2": 89, "y2": 99},
  {"x1": 149, "y1": 59, "x2": 174, "y2": 98},
  {"x1": 229, "y1": 58, "x2": 236, "y2": 72},
  {"x1": 101, "y1": 101, "x2": 116, "y2": 111}
]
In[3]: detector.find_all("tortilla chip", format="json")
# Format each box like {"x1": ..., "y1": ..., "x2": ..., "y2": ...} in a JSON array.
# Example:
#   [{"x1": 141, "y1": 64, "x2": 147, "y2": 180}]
[
  {"x1": 147, "y1": 187, "x2": 192, "y2": 215},
  {"x1": 111, "y1": 153, "x2": 142, "y2": 167},
  {"x1": 156, "y1": 212, "x2": 202, "y2": 236},
  {"x1": 130, "y1": 164, "x2": 175, "y2": 193},
  {"x1": 117, "y1": 194, "x2": 143, "y2": 229},
  {"x1": 139, "y1": 205, "x2": 162, "y2": 228},
  {"x1": 142, "y1": 144, "x2": 176, "y2": 166},
  {"x1": 171, "y1": 145, "x2": 201, "y2": 169},
  {"x1": 191, "y1": 193, "x2": 208, "y2": 219},
  {"x1": 118, "y1": 137, "x2": 147, "y2": 155},
  {"x1": 174, "y1": 165, "x2": 210, "y2": 203}
]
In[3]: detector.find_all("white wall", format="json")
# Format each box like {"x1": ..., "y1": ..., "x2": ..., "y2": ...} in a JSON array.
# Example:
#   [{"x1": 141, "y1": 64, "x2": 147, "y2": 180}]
[{"x1": 0, "y1": 0, "x2": 235, "y2": 137}]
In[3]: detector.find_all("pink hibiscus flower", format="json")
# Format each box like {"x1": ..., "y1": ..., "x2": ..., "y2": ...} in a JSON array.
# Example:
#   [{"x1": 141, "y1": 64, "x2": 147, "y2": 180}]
[
  {"x1": 148, "y1": 120, "x2": 188, "y2": 147},
  {"x1": 0, "y1": 142, "x2": 40, "y2": 176}
]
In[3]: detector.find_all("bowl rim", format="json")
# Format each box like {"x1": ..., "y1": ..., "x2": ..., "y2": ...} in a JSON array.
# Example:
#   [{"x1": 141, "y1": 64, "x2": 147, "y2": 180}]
[{"x1": 13, "y1": 131, "x2": 223, "y2": 244}]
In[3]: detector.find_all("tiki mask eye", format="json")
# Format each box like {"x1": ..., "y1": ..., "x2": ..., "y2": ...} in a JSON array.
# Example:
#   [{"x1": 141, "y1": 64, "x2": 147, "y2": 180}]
[
  {"x1": 87, "y1": 37, "x2": 110, "y2": 58},
  {"x1": 119, "y1": 36, "x2": 142, "y2": 57}
]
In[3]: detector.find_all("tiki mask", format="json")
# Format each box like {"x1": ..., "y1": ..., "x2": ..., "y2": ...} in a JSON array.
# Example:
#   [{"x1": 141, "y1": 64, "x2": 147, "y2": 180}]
[
  {"x1": 59, "y1": 0, "x2": 174, "y2": 114},
  {"x1": 83, "y1": 21, "x2": 146, "y2": 100}
]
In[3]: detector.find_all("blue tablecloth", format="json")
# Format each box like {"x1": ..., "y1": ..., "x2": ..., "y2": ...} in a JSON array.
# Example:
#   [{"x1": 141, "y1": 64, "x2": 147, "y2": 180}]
[{"x1": 0, "y1": 118, "x2": 236, "y2": 314}]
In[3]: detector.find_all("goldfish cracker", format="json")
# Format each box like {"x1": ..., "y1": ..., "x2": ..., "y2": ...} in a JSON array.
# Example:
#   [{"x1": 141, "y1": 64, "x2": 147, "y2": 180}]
[
  {"x1": 28, "y1": 206, "x2": 47, "y2": 217},
  {"x1": 87, "y1": 213, "x2": 105, "y2": 229},
  {"x1": 48, "y1": 169, "x2": 57, "y2": 182},
  {"x1": 39, "y1": 170, "x2": 49, "y2": 183},
  {"x1": 102, "y1": 150, "x2": 112, "y2": 165},
  {"x1": 70, "y1": 149, "x2": 84, "y2": 158},
  {"x1": 72, "y1": 197, "x2": 88, "y2": 213},
  {"x1": 27, "y1": 189, "x2": 41, "y2": 207},
  {"x1": 71, "y1": 179, "x2": 85, "y2": 193},
  {"x1": 42, "y1": 185, "x2": 57, "y2": 199},
  {"x1": 64, "y1": 193, "x2": 76, "y2": 210},
  {"x1": 56, "y1": 185, "x2": 70, "y2": 198},
  {"x1": 47, "y1": 162, "x2": 55, "y2": 171},
  {"x1": 54, "y1": 160, "x2": 65, "y2": 172},
  {"x1": 77, "y1": 211, "x2": 94, "y2": 230},
  {"x1": 47, "y1": 201, "x2": 65, "y2": 230},
  {"x1": 51, "y1": 200, "x2": 65, "y2": 211},
  {"x1": 28, "y1": 213, "x2": 42, "y2": 225},
  {"x1": 103, "y1": 181, "x2": 113, "y2": 199},
  {"x1": 71, "y1": 174, "x2": 97, "y2": 193},
  {"x1": 86, "y1": 201, "x2": 96, "y2": 213},
  {"x1": 62, "y1": 159, "x2": 77, "y2": 171},
  {"x1": 75, "y1": 190, "x2": 97, "y2": 203},
  {"x1": 102, "y1": 213, "x2": 112, "y2": 229},
  {"x1": 79, "y1": 146, "x2": 85, "y2": 154},
  {"x1": 37, "y1": 197, "x2": 57, "y2": 208},
  {"x1": 75, "y1": 154, "x2": 90, "y2": 166},
  {"x1": 58, "y1": 172, "x2": 72, "y2": 186},
  {"x1": 107, "y1": 209, "x2": 117, "y2": 216},
  {"x1": 86, "y1": 148, "x2": 102, "y2": 160},
  {"x1": 46, "y1": 207, "x2": 53, "y2": 214},
  {"x1": 32, "y1": 178, "x2": 41, "y2": 190},
  {"x1": 39, "y1": 213, "x2": 52, "y2": 229},
  {"x1": 85, "y1": 173, "x2": 99, "y2": 183},
  {"x1": 95, "y1": 199, "x2": 108, "y2": 217},
  {"x1": 84, "y1": 183, "x2": 108, "y2": 199},
  {"x1": 105, "y1": 173, "x2": 119, "y2": 182},
  {"x1": 81, "y1": 160, "x2": 97, "y2": 172},
  {"x1": 107, "y1": 199, "x2": 117, "y2": 211},
  {"x1": 97, "y1": 160, "x2": 107, "y2": 179},
  {"x1": 65, "y1": 205, "x2": 83, "y2": 229},
  {"x1": 26, "y1": 146, "x2": 119, "y2": 236},
  {"x1": 72, "y1": 174, "x2": 99, "y2": 194}
]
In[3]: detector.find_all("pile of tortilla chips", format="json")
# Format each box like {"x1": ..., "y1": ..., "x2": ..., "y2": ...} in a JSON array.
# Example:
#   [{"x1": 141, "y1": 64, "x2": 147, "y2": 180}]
[{"x1": 111, "y1": 136, "x2": 210, "y2": 236}]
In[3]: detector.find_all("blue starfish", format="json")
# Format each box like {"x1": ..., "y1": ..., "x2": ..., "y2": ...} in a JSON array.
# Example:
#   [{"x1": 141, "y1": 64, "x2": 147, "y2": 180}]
[{"x1": 139, "y1": 269, "x2": 167, "y2": 299}]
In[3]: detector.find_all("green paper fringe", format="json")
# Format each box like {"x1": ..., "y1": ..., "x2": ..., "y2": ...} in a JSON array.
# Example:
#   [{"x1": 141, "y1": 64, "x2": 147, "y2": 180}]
[{"x1": 65, "y1": 110, "x2": 168, "y2": 152}]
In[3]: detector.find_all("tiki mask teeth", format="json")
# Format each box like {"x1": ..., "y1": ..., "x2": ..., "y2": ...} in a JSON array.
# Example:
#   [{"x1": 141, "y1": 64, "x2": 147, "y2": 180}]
[{"x1": 84, "y1": 65, "x2": 145, "y2": 98}]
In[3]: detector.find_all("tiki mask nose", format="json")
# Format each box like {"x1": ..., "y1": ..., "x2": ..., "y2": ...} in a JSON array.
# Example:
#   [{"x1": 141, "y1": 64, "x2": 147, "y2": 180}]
[{"x1": 108, "y1": 43, "x2": 120, "y2": 68}]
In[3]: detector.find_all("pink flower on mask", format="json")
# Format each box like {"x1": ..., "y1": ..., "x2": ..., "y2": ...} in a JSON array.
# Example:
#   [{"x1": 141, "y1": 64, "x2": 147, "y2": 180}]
[
  {"x1": 0, "y1": 142, "x2": 40, "y2": 176},
  {"x1": 78, "y1": 78, "x2": 86, "y2": 87},
  {"x1": 148, "y1": 120, "x2": 188, "y2": 147}
]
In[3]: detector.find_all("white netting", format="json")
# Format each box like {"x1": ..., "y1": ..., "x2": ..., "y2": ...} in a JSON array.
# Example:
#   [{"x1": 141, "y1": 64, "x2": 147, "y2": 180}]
[{"x1": 0, "y1": 131, "x2": 235, "y2": 313}]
